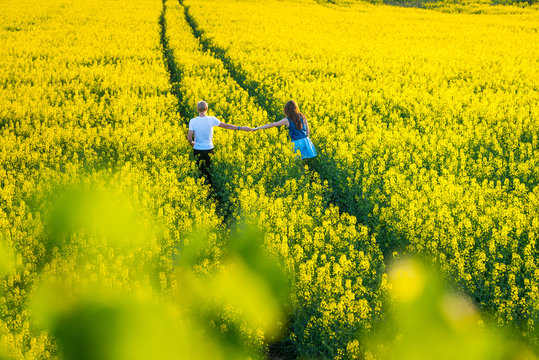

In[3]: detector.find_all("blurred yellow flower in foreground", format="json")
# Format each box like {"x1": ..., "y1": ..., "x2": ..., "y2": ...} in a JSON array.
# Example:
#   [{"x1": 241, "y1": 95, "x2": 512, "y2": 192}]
[
  {"x1": 388, "y1": 258, "x2": 426, "y2": 303},
  {"x1": 440, "y1": 292, "x2": 480, "y2": 331}
]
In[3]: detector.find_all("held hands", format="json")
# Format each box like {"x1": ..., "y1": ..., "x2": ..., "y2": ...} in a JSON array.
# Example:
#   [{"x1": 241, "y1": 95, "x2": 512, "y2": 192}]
[{"x1": 237, "y1": 126, "x2": 259, "y2": 132}]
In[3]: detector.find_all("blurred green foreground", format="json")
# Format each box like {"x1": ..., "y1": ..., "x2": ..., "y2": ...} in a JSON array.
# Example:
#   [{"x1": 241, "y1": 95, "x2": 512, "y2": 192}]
[{"x1": 0, "y1": 185, "x2": 536, "y2": 359}]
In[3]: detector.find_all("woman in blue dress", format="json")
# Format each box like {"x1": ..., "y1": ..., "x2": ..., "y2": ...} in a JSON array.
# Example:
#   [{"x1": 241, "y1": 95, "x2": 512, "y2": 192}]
[{"x1": 253, "y1": 100, "x2": 317, "y2": 160}]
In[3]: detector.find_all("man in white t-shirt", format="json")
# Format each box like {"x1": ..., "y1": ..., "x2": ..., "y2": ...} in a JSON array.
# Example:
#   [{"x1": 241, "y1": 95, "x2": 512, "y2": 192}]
[{"x1": 186, "y1": 101, "x2": 251, "y2": 185}]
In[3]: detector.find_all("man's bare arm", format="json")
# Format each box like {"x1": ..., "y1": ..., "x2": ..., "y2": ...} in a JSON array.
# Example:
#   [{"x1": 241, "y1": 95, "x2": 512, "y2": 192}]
[
  {"x1": 186, "y1": 130, "x2": 194, "y2": 147},
  {"x1": 218, "y1": 123, "x2": 252, "y2": 131}
]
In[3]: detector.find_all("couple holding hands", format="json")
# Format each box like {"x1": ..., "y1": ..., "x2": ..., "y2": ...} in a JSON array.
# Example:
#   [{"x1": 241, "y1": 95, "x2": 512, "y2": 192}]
[{"x1": 187, "y1": 100, "x2": 317, "y2": 184}]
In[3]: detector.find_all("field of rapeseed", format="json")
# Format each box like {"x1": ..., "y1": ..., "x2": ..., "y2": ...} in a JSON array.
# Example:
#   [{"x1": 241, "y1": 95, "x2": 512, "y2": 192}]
[
  {"x1": 0, "y1": 0, "x2": 224, "y2": 357},
  {"x1": 1, "y1": 0, "x2": 538, "y2": 358},
  {"x1": 184, "y1": 0, "x2": 539, "y2": 343}
]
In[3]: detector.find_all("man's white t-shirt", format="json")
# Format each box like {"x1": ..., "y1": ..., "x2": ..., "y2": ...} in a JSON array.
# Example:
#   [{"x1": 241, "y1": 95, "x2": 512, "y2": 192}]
[{"x1": 188, "y1": 116, "x2": 221, "y2": 150}]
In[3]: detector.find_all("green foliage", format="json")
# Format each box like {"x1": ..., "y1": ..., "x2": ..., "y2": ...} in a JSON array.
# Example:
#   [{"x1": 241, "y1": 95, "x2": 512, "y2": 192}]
[
  {"x1": 366, "y1": 258, "x2": 538, "y2": 360},
  {"x1": 30, "y1": 223, "x2": 290, "y2": 360},
  {"x1": 315, "y1": 0, "x2": 539, "y2": 9}
]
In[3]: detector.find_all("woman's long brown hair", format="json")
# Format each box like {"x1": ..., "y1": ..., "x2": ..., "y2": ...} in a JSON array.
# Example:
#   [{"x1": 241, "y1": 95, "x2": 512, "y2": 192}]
[{"x1": 284, "y1": 100, "x2": 305, "y2": 130}]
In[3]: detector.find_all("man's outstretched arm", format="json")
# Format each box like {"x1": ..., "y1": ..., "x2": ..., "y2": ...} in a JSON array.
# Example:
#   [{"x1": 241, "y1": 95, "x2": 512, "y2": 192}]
[{"x1": 218, "y1": 123, "x2": 252, "y2": 131}]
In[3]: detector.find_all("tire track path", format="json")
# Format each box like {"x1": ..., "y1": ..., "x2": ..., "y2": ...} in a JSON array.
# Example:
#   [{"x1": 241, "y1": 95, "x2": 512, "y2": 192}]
[
  {"x1": 162, "y1": 1, "x2": 388, "y2": 358},
  {"x1": 178, "y1": 0, "x2": 381, "y2": 242},
  {"x1": 159, "y1": 5, "x2": 192, "y2": 123},
  {"x1": 159, "y1": 0, "x2": 234, "y2": 221},
  {"x1": 179, "y1": 0, "x2": 283, "y2": 123}
]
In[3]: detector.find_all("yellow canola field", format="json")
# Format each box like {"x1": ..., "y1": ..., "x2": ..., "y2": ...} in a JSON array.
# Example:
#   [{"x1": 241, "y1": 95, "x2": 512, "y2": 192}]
[
  {"x1": 0, "y1": 0, "x2": 221, "y2": 357},
  {"x1": 1, "y1": 0, "x2": 388, "y2": 358},
  {"x1": 185, "y1": 0, "x2": 539, "y2": 342},
  {"x1": 163, "y1": 0, "x2": 387, "y2": 357},
  {"x1": 1, "y1": 0, "x2": 538, "y2": 358}
]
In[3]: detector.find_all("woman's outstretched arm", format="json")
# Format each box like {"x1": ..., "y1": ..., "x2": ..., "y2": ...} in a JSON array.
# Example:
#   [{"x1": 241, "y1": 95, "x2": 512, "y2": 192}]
[{"x1": 254, "y1": 118, "x2": 289, "y2": 131}]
